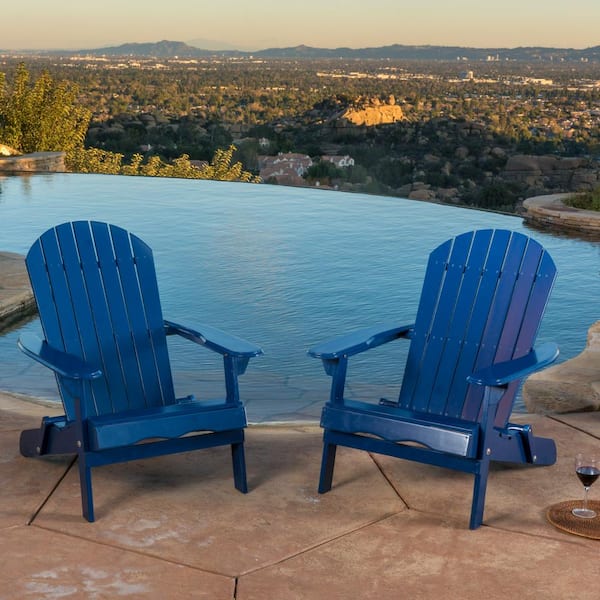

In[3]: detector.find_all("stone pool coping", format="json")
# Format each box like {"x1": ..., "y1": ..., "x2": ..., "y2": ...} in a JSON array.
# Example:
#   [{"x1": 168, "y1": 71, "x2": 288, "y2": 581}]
[
  {"x1": 0, "y1": 251, "x2": 36, "y2": 331},
  {"x1": 0, "y1": 151, "x2": 65, "y2": 173},
  {"x1": 523, "y1": 193, "x2": 600, "y2": 238}
]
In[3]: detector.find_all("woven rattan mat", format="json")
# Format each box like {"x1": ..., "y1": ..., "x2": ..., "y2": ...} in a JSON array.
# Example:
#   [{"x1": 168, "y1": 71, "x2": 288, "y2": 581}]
[{"x1": 546, "y1": 500, "x2": 600, "y2": 539}]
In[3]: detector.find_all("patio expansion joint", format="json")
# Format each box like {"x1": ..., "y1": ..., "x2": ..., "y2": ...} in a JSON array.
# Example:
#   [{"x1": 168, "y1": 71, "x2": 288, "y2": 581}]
[
  {"x1": 547, "y1": 414, "x2": 600, "y2": 440},
  {"x1": 235, "y1": 510, "x2": 405, "y2": 579},
  {"x1": 27, "y1": 455, "x2": 77, "y2": 526},
  {"x1": 368, "y1": 451, "x2": 411, "y2": 510}
]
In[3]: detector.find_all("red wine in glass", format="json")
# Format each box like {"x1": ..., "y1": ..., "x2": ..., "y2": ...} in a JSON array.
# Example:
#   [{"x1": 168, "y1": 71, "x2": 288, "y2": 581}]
[
  {"x1": 573, "y1": 453, "x2": 599, "y2": 518},
  {"x1": 576, "y1": 466, "x2": 600, "y2": 488}
]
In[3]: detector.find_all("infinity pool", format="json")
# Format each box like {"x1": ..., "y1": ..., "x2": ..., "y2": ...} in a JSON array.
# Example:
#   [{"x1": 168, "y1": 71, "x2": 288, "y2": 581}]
[{"x1": 0, "y1": 173, "x2": 598, "y2": 421}]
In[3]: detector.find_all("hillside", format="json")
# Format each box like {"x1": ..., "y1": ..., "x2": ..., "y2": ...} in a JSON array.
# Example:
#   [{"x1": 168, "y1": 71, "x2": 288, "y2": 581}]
[{"x1": 39, "y1": 40, "x2": 600, "y2": 62}]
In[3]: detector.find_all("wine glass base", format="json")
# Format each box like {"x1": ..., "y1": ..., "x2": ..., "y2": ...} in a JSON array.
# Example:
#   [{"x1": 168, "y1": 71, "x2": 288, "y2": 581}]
[{"x1": 572, "y1": 507, "x2": 597, "y2": 519}]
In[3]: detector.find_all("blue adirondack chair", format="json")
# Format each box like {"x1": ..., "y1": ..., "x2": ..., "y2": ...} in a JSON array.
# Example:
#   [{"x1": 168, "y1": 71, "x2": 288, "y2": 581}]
[
  {"x1": 308, "y1": 229, "x2": 559, "y2": 529},
  {"x1": 18, "y1": 221, "x2": 263, "y2": 522}
]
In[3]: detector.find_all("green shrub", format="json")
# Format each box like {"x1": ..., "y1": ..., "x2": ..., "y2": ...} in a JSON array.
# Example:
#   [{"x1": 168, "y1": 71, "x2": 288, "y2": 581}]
[
  {"x1": 67, "y1": 144, "x2": 260, "y2": 183},
  {"x1": 565, "y1": 188, "x2": 600, "y2": 212}
]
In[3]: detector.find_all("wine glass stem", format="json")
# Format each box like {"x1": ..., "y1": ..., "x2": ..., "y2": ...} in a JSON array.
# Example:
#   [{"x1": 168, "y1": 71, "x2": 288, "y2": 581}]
[{"x1": 584, "y1": 486, "x2": 590, "y2": 510}]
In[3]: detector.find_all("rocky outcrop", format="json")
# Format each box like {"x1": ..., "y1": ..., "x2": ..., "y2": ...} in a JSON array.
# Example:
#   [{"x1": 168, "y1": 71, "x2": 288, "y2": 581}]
[
  {"x1": 523, "y1": 321, "x2": 600, "y2": 413},
  {"x1": 502, "y1": 154, "x2": 600, "y2": 194},
  {"x1": 338, "y1": 96, "x2": 404, "y2": 127}
]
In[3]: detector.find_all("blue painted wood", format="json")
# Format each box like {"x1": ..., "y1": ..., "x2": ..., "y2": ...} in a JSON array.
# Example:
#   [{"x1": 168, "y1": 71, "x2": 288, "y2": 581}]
[
  {"x1": 129, "y1": 234, "x2": 176, "y2": 402},
  {"x1": 54, "y1": 223, "x2": 113, "y2": 417},
  {"x1": 71, "y1": 221, "x2": 131, "y2": 416},
  {"x1": 109, "y1": 224, "x2": 168, "y2": 409},
  {"x1": 320, "y1": 399, "x2": 479, "y2": 457},
  {"x1": 447, "y1": 230, "x2": 511, "y2": 420},
  {"x1": 398, "y1": 239, "x2": 452, "y2": 408},
  {"x1": 409, "y1": 232, "x2": 473, "y2": 413},
  {"x1": 18, "y1": 221, "x2": 262, "y2": 521},
  {"x1": 430, "y1": 229, "x2": 494, "y2": 416},
  {"x1": 308, "y1": 229, "x2": 559, "y2": 529},
  {"x1": 165, "y1": 320, "x2": 264, "y2": 359}
]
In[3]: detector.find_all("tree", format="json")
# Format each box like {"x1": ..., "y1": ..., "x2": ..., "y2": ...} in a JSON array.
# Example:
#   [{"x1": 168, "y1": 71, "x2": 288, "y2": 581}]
[
  {"x1": 198, "y1": 145, "x2": 259, "y2": 182},
  {"x1": 0, "y1": 63, "x2": 91, "y2": 153}
]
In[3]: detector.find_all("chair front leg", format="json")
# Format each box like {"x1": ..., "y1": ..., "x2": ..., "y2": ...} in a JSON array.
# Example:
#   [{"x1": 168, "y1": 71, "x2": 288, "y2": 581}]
[
  {"x1": 470, "y1": 385, "x2": 504, "y2": 529},
  {"x1": 470, "y1": 458, "x2": 491, "y2": 529},
  {"x1": 231, "y1": 440, "x2": 248, "y2": 494},
  {"x1": 318, "y1": 432, "x2": 338, "y2": 493},
  {"x1": 74, "y1": 394, "x2": 95, "y2": 522}
]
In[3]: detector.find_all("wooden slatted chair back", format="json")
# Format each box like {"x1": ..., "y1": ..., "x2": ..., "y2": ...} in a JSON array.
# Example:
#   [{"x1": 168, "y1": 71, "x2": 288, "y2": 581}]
[
  {"x1": 26, "y1": 221, "x2": 176, "y2": 420},
  {"x1": 397, "y1": 229, "x2": 556, "y2": 424}
]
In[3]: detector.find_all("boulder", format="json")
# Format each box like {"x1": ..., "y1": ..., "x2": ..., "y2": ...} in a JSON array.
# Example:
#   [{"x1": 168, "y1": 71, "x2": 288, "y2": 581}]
[
  {"x1": 537, "y1": 155, "x2": 560, "y2": 172},
  {"x1": 408, "y1": 188, "x2": 436, "y2": 201},
  {"x1": 504, "y1": 155, "x2": 543, "y2": 172},
  {"x1": 571, "y1": 169, "x2": 599, "y2": 188},
  {"x1": 455, "y1": 146, "x2": 469, "y2": 159},
  {"x1": 523, "y1": 321, "x2": 600, "y2": 413}
]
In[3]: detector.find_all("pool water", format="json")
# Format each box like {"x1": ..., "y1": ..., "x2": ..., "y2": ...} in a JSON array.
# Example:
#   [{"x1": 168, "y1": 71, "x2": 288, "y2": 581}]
[{"x1": 0, "y1": 173, "x2": 598, "y2": 421}]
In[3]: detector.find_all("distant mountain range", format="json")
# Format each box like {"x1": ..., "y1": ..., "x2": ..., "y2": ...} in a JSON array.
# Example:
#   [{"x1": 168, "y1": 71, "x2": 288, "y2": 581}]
[{"x1": 12, "y1": 40, "x2": 600, "y2": 62}]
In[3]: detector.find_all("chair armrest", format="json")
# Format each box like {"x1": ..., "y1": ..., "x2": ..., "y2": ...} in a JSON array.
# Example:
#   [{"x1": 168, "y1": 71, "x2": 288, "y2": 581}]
[
  {"x1": 467, "y1": 342, "x2": 559, "y2": 387},
  {"x1": 17, "y1": 332, "x2": 103, "y2": 380},
  {"x1": 164, "y1": 320, "x2": 263, "y2": 358},
  {"x1": 308, "y1": 323, "x2": 413, "y2": 360}
]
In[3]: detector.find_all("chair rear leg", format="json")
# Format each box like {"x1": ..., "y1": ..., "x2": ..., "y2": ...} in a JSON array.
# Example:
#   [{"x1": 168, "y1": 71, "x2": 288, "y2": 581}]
[
  {"x1": 77, "y1": 453, "x2": 95, "y2": 522},
  {"x1": 318, "y1": 435, "x2": 338, "y2": 494},
  {"x1": 231, "y1": 442, "x2": 248, "y2": 493}
]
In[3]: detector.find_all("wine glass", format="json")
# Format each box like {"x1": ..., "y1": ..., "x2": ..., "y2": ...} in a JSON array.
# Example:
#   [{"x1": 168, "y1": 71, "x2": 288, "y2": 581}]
[{"x1": 572, "y1": 452, "x2": 599, "y2": 518}]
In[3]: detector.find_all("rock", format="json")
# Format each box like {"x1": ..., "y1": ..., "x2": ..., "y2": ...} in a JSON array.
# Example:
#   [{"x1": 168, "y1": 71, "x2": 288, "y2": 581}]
[
  {"x1": 408, "y1": 188, "x2": 436, "y2": 201},
  {"x1": 0, "y1": 143, "x2": 20, "y2": 156},
  {"x1": 396, "y1": 184, "x2": 412, "y2": 197},
  {"x1": 502, "y1": 155, "x2": 600, "y2": 195},
  {"x1": 504, "y1": 155, "x2": 543, "y2": 172},
  {"x1": 455, "y1": 146, "x2": 469, "y2": 159},
  {"x1": 341, "y1": 103, "x2": 404, "y2": 126},
  {"x1": 571, "y1": 170, "x2": 599, "y2": 188},
  {"x1": 435, "y1": 187, "x2": 459, "y2": 201},
  {"x1": 560, "y1": 157, "x2": 586, "y2": 169},
  {"x1": 423, "y1": 153, "x2": 440, "y2": 165},
  {"x1": 537, "y1": 155, "x2": 560, "y2": 172},
  {"x1": 523, "y1": 321, "x2": 600, "y2": 413}
]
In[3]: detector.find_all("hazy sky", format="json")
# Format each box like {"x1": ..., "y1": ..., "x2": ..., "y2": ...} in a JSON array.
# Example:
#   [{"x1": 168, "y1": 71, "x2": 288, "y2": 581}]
[{"x1": 2, "y1": 0, "x2": 599, "y2": 51}]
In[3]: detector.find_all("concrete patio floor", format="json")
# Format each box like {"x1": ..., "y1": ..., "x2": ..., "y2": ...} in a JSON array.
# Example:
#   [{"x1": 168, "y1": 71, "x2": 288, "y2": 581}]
[{"x1": 1, "y1": 391, "x2": 600, "y2": 599}]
